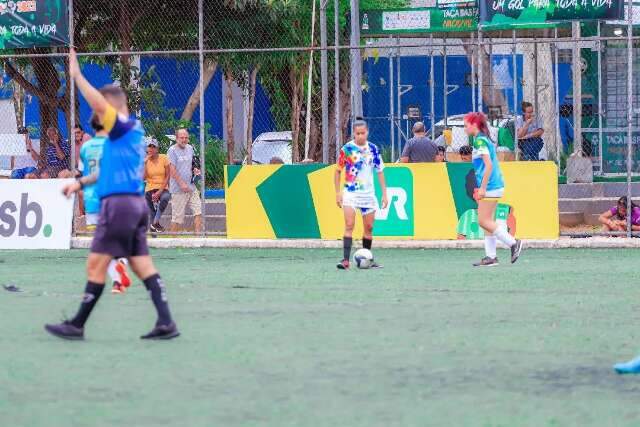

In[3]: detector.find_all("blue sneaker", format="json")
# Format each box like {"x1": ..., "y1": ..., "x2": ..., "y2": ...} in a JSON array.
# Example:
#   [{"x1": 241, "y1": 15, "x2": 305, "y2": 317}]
[{"x1": 614, "y1": 355, "x2": 640, "y2": 374}]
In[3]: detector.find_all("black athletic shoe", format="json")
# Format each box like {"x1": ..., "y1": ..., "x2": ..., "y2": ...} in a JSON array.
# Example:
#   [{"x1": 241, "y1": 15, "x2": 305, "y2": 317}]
[
  {"x1": 44, "y1": 320, "x2": 84, "y2": 340},
  {"x1": 511, "y1": 240, "x2": 523, "y2": 264},
  {"x1": 153, "y1": 223, "x2": 165, "y2": 233},
  {"x1": 473, "y1": 257, "x2": 499, "y2": 267},
  {"x1": 140, "y1": 322, "x2": 180, "y2": 340},
  {"x1": 149, "y1": 223, "x2": 159, "y2": 233},
  {"x1": 370, "y1": 261, "x2": 384, "y2": 269}
]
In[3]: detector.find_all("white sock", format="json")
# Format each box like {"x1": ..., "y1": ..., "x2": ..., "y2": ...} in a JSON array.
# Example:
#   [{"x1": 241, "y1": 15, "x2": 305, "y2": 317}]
[
  {"x1": 484, "y1": 236, "x2": 497, "y2": 258},
  {"x1": 107, "y1": 259, "x2": 119, "y2": 283},
  {"x1": 494, "y1": 226, "x2": 516, "y2": 247}
]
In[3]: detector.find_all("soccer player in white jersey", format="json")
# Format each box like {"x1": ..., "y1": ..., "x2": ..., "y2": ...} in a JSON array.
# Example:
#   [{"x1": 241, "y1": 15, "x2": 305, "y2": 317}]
[{"x1": 334, "y1": 118, "x2": 388, "y2": 270}]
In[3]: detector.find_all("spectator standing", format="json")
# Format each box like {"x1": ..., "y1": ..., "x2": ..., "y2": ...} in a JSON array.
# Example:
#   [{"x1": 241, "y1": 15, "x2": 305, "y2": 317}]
[
  {"x1": 400, "y1": 122, "x2": 438, "y2": 163},
  {"x1": 73, "y1": 125, "x2": 91, "y2": 168},
  {"x1": 144, "y1": 138, "x2": 171, "y2": 232},
  {"x1": 516, "y1": 101, "x2": 545, "y2": 161},
  {"x1": 435, "y1": 146, "x2": 446, "y2": 163},
  {"x1": 168, "y1": 128, "x2": 202, "y2": 233}
]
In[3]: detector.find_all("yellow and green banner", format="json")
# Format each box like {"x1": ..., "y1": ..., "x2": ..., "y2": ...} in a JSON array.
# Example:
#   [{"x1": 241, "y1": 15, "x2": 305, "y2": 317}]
[{"x1": 225, "y1": 162, "x2": 558, "y2": 240}]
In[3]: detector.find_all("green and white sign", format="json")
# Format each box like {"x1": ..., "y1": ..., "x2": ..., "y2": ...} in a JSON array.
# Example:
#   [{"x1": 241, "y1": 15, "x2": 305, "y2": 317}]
[
  {"x1": 0, "y1": 0, "x2": 69, "y2": 50},
  {"x1": 590, "y1": 131, "x2": 640, "y2": 174},
  {"x1": 361, "y1": 7, "x2": 478, "y2": 35},
  {"x1": 374, "y1": 167, "x2": 414, "y2": 236},
  {"x1": 479, "y1": 0, "x2": 625, "y2": 30}
]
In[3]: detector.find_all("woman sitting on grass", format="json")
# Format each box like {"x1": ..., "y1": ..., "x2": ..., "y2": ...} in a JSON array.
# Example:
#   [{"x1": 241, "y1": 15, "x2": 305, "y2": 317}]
[{"x1": 598, "y1": 196, "x2": 640, "y2": 232}]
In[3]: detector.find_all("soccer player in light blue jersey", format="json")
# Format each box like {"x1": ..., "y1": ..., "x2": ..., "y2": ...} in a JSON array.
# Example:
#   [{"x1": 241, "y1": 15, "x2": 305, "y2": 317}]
[
  {"x1": 79, "y1": 115, "x2": 131, "y2": 295},
  {"x1": 464, "y1": 112, "x2": 523, "y2": 267},
  {"x1": 45, "y1": 49, "x2": 179, "y2": 341}
]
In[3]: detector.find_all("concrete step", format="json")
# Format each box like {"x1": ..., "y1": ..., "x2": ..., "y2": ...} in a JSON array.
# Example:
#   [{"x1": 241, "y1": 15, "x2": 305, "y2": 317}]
[
  {"x1": 559, "y1": 182, "x2": 640, "y2": 199},
  {"x1": 559, "y1": 197, "x2": 618, "y2": 215}
]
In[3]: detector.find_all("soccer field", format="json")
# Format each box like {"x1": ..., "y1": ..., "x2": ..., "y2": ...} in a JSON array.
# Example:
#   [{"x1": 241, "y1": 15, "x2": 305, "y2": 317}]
[{"x1": 1, "y1": 248, "x2": 640, "y2": 427}]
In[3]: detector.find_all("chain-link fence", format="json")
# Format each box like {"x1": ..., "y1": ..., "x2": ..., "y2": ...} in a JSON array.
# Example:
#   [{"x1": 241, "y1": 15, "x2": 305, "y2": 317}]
[{"x1": 0, "y1": 0, "x2": 638, "y2": 237}]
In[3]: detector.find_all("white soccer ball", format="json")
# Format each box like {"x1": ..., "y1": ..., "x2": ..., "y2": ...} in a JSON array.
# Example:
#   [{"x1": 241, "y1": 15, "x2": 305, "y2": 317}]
[{"x1": 353, "y1": 248, "x2": 374, "y2": 269}]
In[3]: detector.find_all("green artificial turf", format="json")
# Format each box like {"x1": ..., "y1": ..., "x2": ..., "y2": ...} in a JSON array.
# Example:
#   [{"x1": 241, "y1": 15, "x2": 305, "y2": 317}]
[{"x1": 1, "y1": 248, "x2": 640, "y2": 427}]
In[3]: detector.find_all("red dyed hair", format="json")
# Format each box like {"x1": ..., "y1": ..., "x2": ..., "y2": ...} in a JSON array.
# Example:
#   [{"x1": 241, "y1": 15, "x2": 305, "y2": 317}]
[{"x1": 463, "y1": 112, "x2": 490, "y2": 136}]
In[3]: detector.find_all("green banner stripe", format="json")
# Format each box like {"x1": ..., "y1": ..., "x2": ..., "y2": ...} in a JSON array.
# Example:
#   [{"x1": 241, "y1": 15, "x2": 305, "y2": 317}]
[
  {"x1": 226, "y1": 165, "x2": 242, "y2": 189},
  {"x1": 257, "y1": 164, "x2": 326, "y2": 239},
  {"x1": 446, "y1": 163, "x2": 477, "y2": 219}
]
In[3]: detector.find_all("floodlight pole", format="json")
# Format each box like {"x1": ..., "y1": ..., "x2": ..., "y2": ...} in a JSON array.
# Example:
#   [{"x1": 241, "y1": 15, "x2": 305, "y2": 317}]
[
  {"x1": 69, "y1": 0, "x2": 75, "y2": 171},
  {"x1": 199, "y1": 0, "x2": 206, "y2": 237}
]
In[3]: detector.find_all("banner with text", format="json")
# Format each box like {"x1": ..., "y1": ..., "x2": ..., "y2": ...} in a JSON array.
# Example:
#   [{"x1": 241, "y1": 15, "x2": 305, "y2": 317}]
[
  {"x1": 0, "y1": 179, "x2": 74, "y2": 249},
  {"x1": 360, "y1": 7, "x2": 478, "y2": 35},
  {"x1": 0, "y1": 0, "x2": 69, "y2": 49},
  {"x1": 479, "y1": 0, "x2": 624, "y2": 30},
  {"x1": 225, "y1": 163, "x2": 559, "y2": 240}
]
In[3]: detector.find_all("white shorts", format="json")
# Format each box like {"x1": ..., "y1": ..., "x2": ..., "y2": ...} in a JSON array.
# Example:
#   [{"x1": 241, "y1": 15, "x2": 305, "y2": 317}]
[
  {"x1": 342, "y1": 191, "x2": 378, "y2": 216},
  {"x1": 484, "y1": 188, "x2": 504, "y2": 199},
  {"x1": 86, "y1": 213, "x2": 99, "y2": 226}
]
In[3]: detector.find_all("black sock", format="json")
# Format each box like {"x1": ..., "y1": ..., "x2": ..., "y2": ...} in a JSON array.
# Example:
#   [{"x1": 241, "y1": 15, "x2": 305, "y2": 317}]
[
  {"x1": 70, "y1": 281, "x2": 105, "y2": 328},
  {"x1": 343, "y1": 237, "x2": 353, "y2": 261},
  {"x1": 363, "y1": 237, "x2": 373, "y2": 250},
  {"x1": 143, "y1": 274, "x2": 173, "y2": 326}
]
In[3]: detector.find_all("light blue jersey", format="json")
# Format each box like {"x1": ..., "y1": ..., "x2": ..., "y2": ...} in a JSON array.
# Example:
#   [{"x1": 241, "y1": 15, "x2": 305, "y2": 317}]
[
  {"x1": 471, "y1": 133, "x2": 504, "y2": 191},
  {"x1": 79, "y1": 136, "x2": 107, "y2": 214},
  {"x1": 96, "y1": 106, "x2": 146, "y2": 199}
]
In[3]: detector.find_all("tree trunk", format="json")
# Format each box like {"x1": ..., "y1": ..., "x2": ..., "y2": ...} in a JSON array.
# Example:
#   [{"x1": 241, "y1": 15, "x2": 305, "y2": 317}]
[
  {"x1": 328, "y1": 67, "x2": 351, "y2": 161},
  {"x1": 31, "y1": 57, "x2": 61, "y2": 164},
  {"x1": 118, "y1": 0, "x2": 133, "y2": 91},
  {"x1": 245, "y1": 65, "x2": 259, "y2": 164},
  {"x1": 522, "y1": 42, "x2": 559, "y2": 160},
  {"x1": 181, "y1": 59, "x2": 218, "y2": 121},
  {"x1": 289, "y1": 66, "x2": 303, "y2": 163},
  {"x1": 224, "y1": 69, "x2": 235, "y2": 164},
  {"x1": 463, "y1": 43, "x2": 508, "y2": 113}
]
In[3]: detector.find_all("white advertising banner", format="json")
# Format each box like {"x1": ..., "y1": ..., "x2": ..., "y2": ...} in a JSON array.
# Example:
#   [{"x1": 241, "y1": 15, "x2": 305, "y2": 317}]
[{"x1": 0, "y1": 179, "x2": 75, "y2": 249}]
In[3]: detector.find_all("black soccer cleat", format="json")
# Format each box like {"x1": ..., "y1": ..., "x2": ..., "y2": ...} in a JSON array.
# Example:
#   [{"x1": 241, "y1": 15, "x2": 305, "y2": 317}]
[
  {"x1": 473, "y1": 257, "x2": 499, "y2": 267},
  {"x1": 44, "y1": 320, "x2": 84, "y2": 340},
  {"x1": 370, "y1": 260, "x2": 384, "y2": 269},
  {"x1": 141, "y1": 322, "x2": 180, "y2": 340},
  {"x1": 511, "y1": 239, "x2": 523, "y2": 264}
]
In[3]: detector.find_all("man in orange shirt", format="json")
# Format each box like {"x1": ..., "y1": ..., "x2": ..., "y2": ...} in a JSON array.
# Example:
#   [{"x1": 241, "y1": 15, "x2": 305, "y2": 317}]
[{"x1": 144, "y1": 138, "x2": 171, "y2": 232}]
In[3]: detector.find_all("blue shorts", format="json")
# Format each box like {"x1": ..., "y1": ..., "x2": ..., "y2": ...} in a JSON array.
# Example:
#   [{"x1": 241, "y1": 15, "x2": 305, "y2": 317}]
[{"x1": 10, "y1": 167, "x2": 37, "y2": 179}]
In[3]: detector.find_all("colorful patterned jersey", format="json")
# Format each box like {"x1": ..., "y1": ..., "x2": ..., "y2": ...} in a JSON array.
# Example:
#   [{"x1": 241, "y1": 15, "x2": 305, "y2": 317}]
[
  {"x1": 471, "y1": 133, "x2": 504, "y2": 191},
  {"x1": 337, "y1": 141, "x2": 384, "y2": 195}
]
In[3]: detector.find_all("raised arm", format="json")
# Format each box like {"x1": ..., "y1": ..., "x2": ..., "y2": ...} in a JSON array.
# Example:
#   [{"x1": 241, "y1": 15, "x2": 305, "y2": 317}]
[{"x1": 69, "y1": 49, "x2": 109, "y2": 120}]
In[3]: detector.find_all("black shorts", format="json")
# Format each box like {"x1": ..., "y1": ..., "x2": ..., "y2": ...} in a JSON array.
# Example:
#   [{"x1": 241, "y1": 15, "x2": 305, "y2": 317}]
[{"x1": 90, "y1": 195, "x2": 150, "y2": 258}]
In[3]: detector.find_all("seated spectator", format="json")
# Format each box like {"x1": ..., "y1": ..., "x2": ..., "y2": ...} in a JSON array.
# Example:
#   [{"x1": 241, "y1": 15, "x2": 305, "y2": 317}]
[
  {"x1": 516, "y1": 101, "x2": 544, "y2": 161},
  {"x1": 144, "y1": 138, "x2": 171, "y2": 232},
  {"x1": 10, "y1": 127, "x2": 40, "y2": 179},
  {"x1": 435, "y1": 146, "x2": 446, "y2": 163},
  {"x1": 400, "y1": 121, "x2": 438, "y2": 163},
  {"x1": 599, "y1": 196, "x2": 640, "y2": 232},
  {"x1": 28, "y1": 127, "x2": 70, "y2": 176},
  {"x1": 269, "y1": 156, "x2": 285, "y2": 164},
  {"x1": 459, "y1": 145, "x2": 472, "y2": 162}
]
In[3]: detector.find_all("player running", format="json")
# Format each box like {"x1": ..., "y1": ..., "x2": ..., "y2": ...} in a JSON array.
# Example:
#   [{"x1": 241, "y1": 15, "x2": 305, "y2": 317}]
[
  {"x1": 80, "y1": 114, "x2": 131, "y2": 294},
  {"x1": 464, "y1": 112, "x2": 523, "y2": 267},
  {"x1": 335, "y1": 118, "x2": 388, "y2": 270},
  {"x1": 45, "y1": 49, "x2": 179, "y2": 340}
]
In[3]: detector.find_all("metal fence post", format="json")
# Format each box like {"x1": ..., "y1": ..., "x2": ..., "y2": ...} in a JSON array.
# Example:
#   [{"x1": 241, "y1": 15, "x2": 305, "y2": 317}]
[
  {"x1": 430, "y1": 35, "x2": 435, "y2": 133},
  {"x1": 627, "y1": 1, "x2": 634, "y2": 237},
  {"x1": 320, "y1": 0, "x2": 329, "y2": 163},
  {"x1": 554, "y1": 28, "x2": 560, "y2": 169},
  {"x1": 513, "y1": 30, "x2": 519, "y2": 161},
  {"x1": 443, "y1": 38, "x2": 448, "y2": 127},
  {"x1": 350, "y1": 0, "x2": 363, "y2": 119},
  {"x1": 478, "y1": 29, "x2": 483, "y2": 113},
  {"x1": 470, "y1": 33, "x2": 476, "y2": 113},
  {"x1": 198, "y1": 0, "x2": 206, "y2": 237},
  {"x1": 597, "y1": 21, "x2": 604, "y2": 175},
  {"x1": 69, "y1": 0, "x2": 75, "y2": 171},
  {"x1": 334, "y1": 0, "x2": 341, "y2": 162},
  {"x1": 389, "y1": 36, "x2": 395, "y2": 162}
]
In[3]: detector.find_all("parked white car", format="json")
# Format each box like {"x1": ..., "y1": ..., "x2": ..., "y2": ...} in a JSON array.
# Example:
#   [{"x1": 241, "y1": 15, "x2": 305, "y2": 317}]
[{"x1": 248, "y1": 131, "x2": 292, "y2": 164}]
